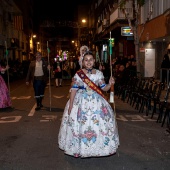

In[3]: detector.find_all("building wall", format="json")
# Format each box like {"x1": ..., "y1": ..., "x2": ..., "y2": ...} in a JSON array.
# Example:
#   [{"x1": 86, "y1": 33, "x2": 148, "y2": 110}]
[
  {"x1": 139, "y1": 12, "x2": 170, "y2": 78},
  {"x1": 139, "y1": 14, "x2": 168, "y2": 42}
]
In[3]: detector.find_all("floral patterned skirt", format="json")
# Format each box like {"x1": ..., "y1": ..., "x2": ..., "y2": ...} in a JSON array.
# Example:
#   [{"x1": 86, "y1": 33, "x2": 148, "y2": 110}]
[
  {"x1": 0, "y1": 75, "x2": 12, "y2": 108},
  {"x1": 58, "y1": 90, "x2": 119, "y2": 158}
]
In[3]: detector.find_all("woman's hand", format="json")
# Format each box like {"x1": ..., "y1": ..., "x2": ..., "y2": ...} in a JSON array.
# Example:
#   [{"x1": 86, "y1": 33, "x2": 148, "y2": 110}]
[
  {"x1": 6, "y1": 65, "x2": 10, "y2": 70},
  {"x1": 47, "y1": 65, "x2": 51, "y2": 70},
  {"x1": 109, "y1": 76, "x2": 115, "y2": 86}
]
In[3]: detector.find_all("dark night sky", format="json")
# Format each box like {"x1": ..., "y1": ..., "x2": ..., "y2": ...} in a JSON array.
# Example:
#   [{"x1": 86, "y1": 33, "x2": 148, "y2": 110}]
[
  {"x1": 33, "y1": 0, "x2": 91, "y2": 32},
  {"x1": 34, "y1": 0, "x2": 91, "y2": 20}
]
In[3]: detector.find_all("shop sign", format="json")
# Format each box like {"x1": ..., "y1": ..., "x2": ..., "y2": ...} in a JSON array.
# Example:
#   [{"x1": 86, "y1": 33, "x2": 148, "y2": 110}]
[{"x1": 121, "y1": 27, "x2": 133, "y2": 36}]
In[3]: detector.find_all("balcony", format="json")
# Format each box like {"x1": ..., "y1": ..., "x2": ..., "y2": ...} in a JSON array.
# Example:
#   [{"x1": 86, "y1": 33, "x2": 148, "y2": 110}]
[
  {"x1": 97, "y1": 7, "x2": 133, "y2": 34},
  {"x1": 110, "y1": 7, "x2": 133, "y2": 25}
]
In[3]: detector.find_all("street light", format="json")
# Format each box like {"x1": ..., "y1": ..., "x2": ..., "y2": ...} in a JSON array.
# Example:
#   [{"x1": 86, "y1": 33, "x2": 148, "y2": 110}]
[
  {"x1": 81, "y1": 19, "x2": 86, "y2": 23},
  {"x1": 78, "y1": 19, "x2": 87, "y2": 49}
]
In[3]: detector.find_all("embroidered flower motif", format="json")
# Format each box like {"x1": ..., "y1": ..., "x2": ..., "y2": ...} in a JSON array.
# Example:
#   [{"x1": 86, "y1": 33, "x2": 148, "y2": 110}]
[
  {"x1": 102, "y1": 107, "x2": 108, "y2": 114},
  {"x1": 81, "y1": 115, "x2": 88, "y2": 124},
  {"x1": 91, "y1": 115, "x2": 99, "y2": 125},
  {"x1": 81, "y1": 126, "x2": 97, "y2": 144},
  {"x1": 100, "y1": 104, "x2": 111, "y2": 119},
  {"x1": 104, "y1": 137, "x2": 110, "y2": 146}
]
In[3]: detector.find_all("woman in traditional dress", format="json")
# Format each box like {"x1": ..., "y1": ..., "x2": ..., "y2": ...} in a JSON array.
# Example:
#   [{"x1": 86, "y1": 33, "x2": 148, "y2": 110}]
[
  {"x1": 58, "y1": 51, "x2": 119, "y2": 158},
  {"x1": 0, "y1": 63, "x2": 12, "y2": 109}
]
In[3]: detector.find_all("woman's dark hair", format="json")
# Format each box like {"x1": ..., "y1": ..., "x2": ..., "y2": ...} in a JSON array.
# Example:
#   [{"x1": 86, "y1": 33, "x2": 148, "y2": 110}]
[{"x1": 83, "y1": 51, "x2": 93, "y2": 57}]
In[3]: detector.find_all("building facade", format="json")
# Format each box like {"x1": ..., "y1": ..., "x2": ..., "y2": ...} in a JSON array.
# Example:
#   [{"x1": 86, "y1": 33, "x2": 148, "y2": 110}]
[
  {"x1": 0, "y1": 0, "x2": 34, "y2": 62},
  {"x1": 88, "y1": 0, "x2": 170, "y2": 78}
]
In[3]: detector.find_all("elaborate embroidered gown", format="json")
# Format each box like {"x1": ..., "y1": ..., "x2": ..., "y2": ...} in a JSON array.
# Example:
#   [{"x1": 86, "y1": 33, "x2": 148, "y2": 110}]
[
  {"x1": 0, "y1": 66, "x2": 12, "y2": 108},
  {"x1": 58, "y1": 70, "x2": 119, "y2": 158}
]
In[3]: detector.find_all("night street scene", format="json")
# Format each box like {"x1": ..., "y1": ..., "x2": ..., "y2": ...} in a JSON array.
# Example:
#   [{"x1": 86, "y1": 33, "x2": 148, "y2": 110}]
[{"x1": 0, "y1": 0, "x2": 170, "y2": 170}]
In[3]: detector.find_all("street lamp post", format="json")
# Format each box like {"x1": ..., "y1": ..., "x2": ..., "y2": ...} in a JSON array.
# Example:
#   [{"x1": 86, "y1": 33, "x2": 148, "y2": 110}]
[
  {"x1": 33, "y1": 34, "x2": 37, "y2": 54},
  {"x1": 77, "y1": 19, "x2": 87, "y2": 49}
]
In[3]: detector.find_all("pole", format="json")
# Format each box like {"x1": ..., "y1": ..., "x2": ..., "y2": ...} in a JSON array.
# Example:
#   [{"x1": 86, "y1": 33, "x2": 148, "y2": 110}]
[
  {"x1": 5, "y1": 41, "x2": 10, "y2": 93},
  {"x1": 109, "y1": 32, "x2": 117, "y2": 118},
  {"x1": 47, "y1": 41, "x2": 51, "y2": 111},
  {"x1": 109, "y1": 32, "x2": 114, "y2": 104}
]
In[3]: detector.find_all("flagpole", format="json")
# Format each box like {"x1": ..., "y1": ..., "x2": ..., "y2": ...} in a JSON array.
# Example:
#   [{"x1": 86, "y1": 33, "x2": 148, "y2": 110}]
[
  {"x1": 47, "y1": 41, "x2": 52, "y2": 111},
  {"x1": 109, "y1": 32, "x2": 116, "y2": 114},
  {"x1": 5, "y1": 41, "x2": 10, "y2": 94}
]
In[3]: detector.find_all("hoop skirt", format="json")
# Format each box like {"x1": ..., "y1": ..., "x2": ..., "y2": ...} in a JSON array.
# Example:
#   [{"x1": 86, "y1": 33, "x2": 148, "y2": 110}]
[
  {"x1": 0, "y1": 75, "x2": 12, "y2": 108},
  {"x1": 58, "y1": 70, "x2": 119, "y2": 158}
]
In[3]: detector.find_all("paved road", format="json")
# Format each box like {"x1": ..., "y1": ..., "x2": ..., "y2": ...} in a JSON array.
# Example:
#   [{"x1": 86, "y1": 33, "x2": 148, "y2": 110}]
[{"x1": 0, "y1": 78, "x2": 170, "y2": 170}]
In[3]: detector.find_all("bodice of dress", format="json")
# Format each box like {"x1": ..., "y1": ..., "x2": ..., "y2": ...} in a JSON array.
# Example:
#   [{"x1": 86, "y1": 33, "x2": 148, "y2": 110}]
[{"x1": 72, "y1": 69, "x2": 106, "y2": 90}]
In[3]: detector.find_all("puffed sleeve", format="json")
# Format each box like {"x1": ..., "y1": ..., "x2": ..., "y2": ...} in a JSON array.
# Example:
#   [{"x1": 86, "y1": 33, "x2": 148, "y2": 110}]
[
  {"x1": 97, "y1": 70, "x2": 107, "y2": 89},
  {"x1": 70, "y1": 73, "x2": 82, "y2": 91}
]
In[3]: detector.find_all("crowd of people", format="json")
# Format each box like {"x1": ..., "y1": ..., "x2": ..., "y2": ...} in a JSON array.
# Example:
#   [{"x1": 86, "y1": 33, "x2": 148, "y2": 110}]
[{"x1": 111, "y1": 55, "x2": 137, "y2": 93}]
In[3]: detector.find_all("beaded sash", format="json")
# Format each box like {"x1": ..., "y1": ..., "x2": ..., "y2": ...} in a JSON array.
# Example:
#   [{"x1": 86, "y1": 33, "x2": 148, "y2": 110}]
[{"x1": 76, "y1": 69, "x2": 107, "y2": 100}]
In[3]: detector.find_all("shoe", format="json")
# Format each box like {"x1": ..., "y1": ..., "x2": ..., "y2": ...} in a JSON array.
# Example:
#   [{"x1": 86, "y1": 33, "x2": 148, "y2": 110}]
[
  {"x1": 56, "y1": 86, "x2": 58, "y2": 88},
  {"x1": 35, "y1": 106, "x2": 41, "y2": 111},
  {"x1": 59, "y1": 85, "x2": 62, "y2": 87}
]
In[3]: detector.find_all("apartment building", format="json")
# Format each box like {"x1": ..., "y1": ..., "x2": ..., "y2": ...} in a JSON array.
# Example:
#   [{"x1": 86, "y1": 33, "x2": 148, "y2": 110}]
[
  {"x1": 0, "y1": 0, "x2": 34, "y2": 62},
  {"x1": 88, "y1": 0, "x2": 170, "y2": 77},
  {"x1": 88, "y1": 0, "x2": 135, "y2": 64}
]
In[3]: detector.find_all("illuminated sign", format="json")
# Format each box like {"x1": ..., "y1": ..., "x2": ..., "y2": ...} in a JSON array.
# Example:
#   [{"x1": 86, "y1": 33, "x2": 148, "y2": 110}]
[
  {"x1": 103, "y1": 44, "x2": 107, "y2": 51},
  {"x1": 121, "y1": 27, "x2": 133, "y2": 36}
]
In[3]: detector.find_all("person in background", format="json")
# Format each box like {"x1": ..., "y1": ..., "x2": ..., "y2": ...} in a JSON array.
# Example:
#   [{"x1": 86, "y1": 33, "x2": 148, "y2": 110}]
[
  {"x1": 0, "y1": 63, "x2": 12, "y2": 109},
  {"x1": 161, "y1": 45, "x2": 170, "y2": 86},
  {"x1": 58, "y1": 51, "x2": 119, "y2": 158},
  {"x1": 69, "y1": 58, "x2": 76, "y2": 78},
  {"x1": 53, "y1": 57, "x2": 63, "y2": 87},
  {"x1": 26, "y1": 51, "x2": 50, "y2": 111},
  {"x1": 98, "y1": 62, "x2": 110, "y2": 84}
]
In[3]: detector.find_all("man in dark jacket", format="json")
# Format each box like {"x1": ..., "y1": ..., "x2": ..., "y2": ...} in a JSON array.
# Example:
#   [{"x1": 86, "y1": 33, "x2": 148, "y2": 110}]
[
  {"x1": 26, "y1": 51, "x2": 50, "y2": 110},
  {"x1": 161, "y1": 48, "x2": 170, "y2": 84}
]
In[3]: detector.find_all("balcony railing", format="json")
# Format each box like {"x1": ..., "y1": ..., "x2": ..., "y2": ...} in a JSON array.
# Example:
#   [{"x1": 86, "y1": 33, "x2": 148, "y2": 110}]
[{"x1": 110, "y1": 7, "x2": 133, "y2": 24}]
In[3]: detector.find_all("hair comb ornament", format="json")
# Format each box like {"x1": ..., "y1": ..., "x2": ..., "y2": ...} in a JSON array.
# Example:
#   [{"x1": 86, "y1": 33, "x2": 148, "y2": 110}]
[{"x1": 79, "y1": 45, "x2": 89, "y2": 69}]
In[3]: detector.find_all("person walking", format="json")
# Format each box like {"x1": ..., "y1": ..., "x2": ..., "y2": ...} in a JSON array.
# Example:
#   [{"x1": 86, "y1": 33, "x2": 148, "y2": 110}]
[
  {"x1": 26, "y1": 51, "x2": 50, "y2": 111},
  {"x1": 0, "y1": 63, "x2": 12, "y2": 109},
  {"x1": 58, "y1": 51, "x2": 119, "y2": 158},
  {"x1": 53, "y1": 57, "x2": 63, "y2": 87}
]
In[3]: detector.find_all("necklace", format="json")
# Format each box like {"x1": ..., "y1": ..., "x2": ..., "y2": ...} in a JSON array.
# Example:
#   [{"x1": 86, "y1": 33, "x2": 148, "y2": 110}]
[{"x1": 85, "y1": 68, "x2": 93, "y2": 74}]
